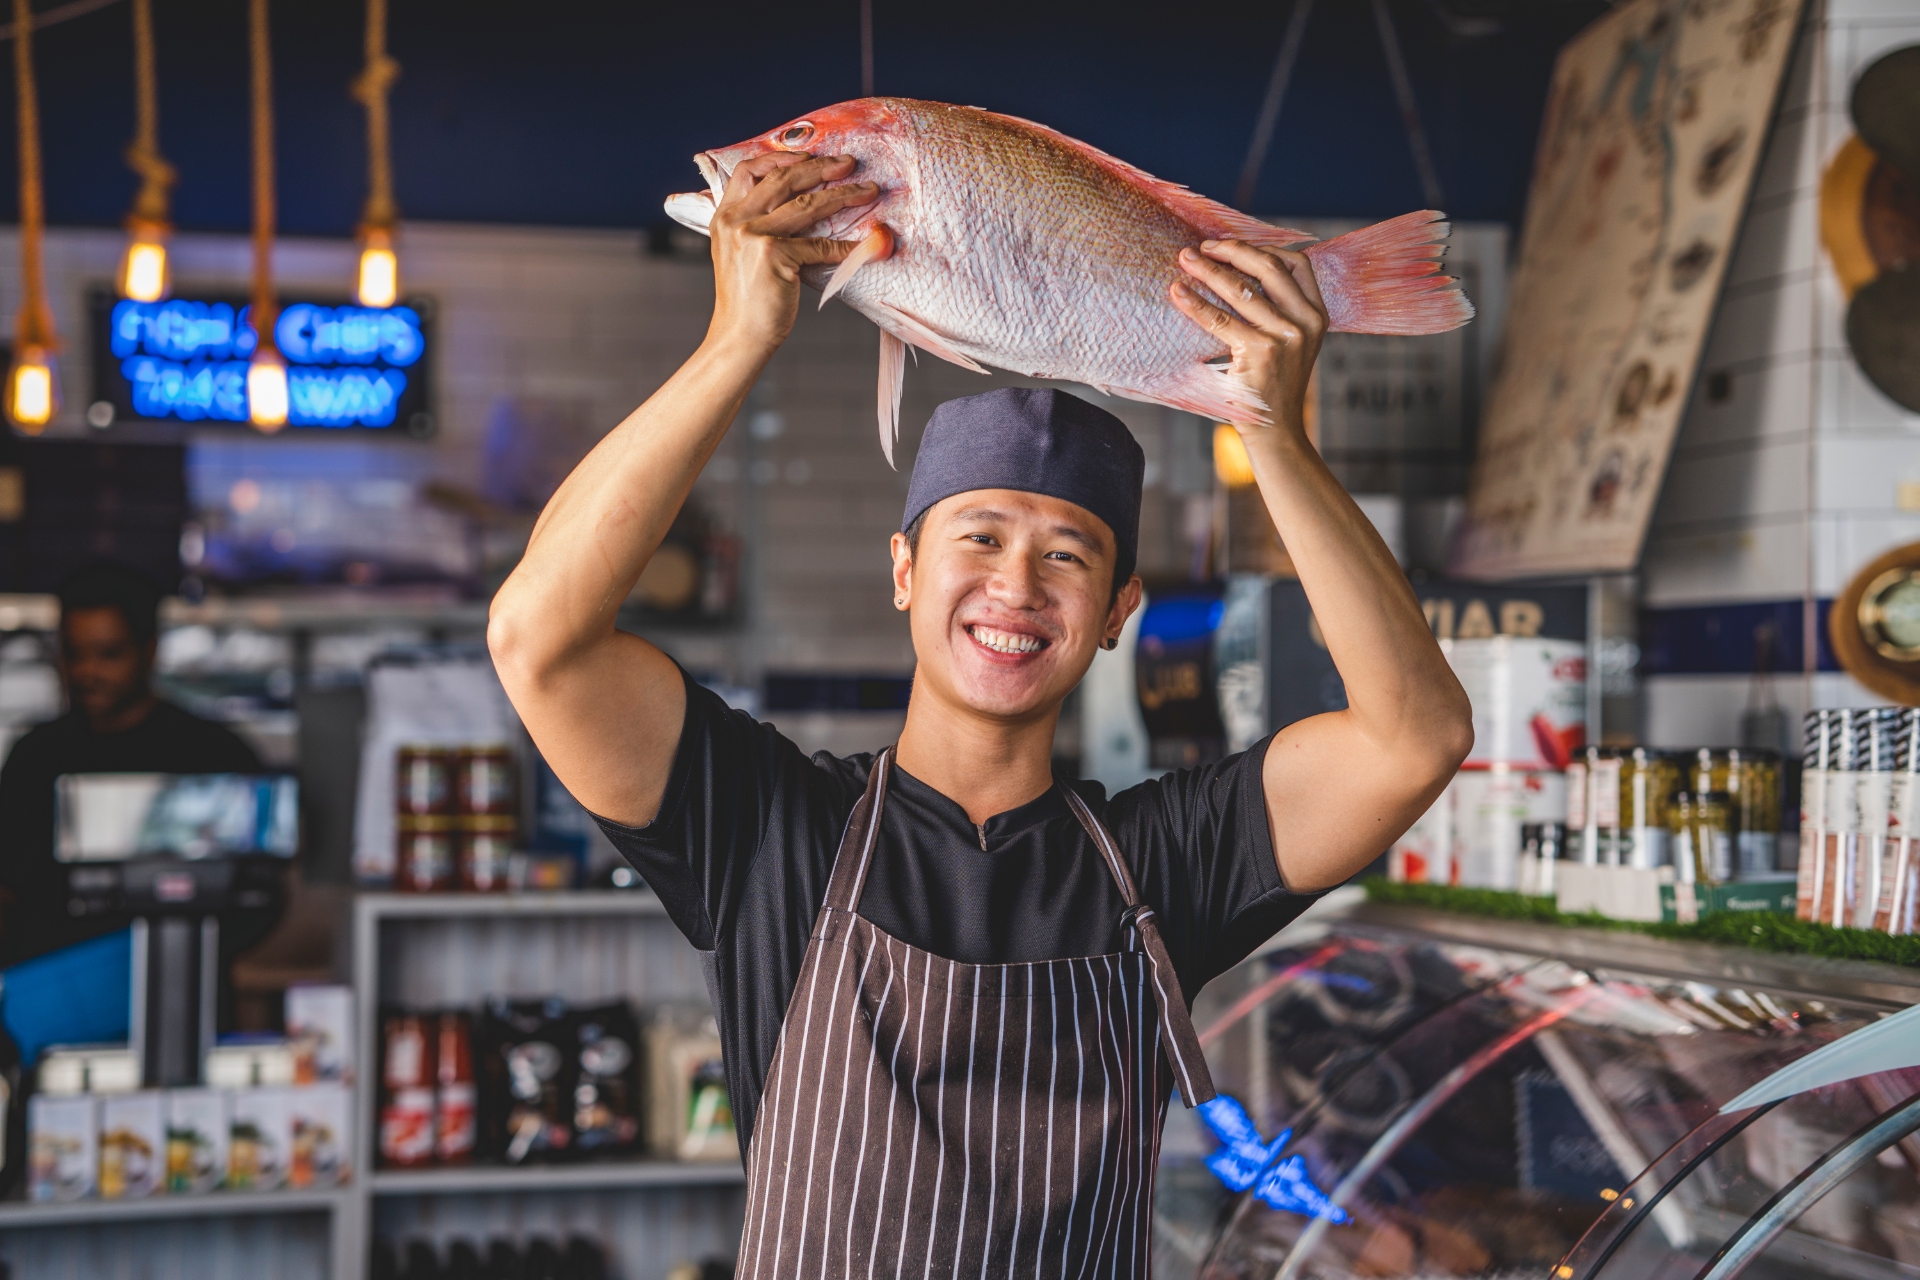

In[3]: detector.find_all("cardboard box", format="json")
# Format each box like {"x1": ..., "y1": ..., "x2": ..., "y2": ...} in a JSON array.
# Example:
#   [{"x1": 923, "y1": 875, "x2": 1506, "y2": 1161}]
[
  {"x1": 286, "y1": 986, "x2": 355, "y2": 1084},
  {"x1": 645, "y1": 1018, "x2": 734, "y2": 1162},
  {"x1": 99, "y1": 1091, "x2": 165, "y2": 1199},
  {"x1": 166, "y1": 1088, "x2": 229, "y2": 1193},
  {"x1": 1661, "y1": 877, "x2": 1799, "y2": 924},
  {"x1": 1556, "y1": 862, "x2": 1670, "y2": 923},
  {"x1": 1444, "y1": 637, "x2": 1587, "y2": 771},
  {"x1": 288, "y1": 1083, "x2": 353, "y2": 1188},
  {"x1": 228, "y1": 1087, "x2": 294, "y2": 1190},
  {"x1": 28, "y1": 1094, "x2": 97, "y2": 1201},
  {"x1": 1453, "y1": 768, "x2": 1567, "y2": 890}
]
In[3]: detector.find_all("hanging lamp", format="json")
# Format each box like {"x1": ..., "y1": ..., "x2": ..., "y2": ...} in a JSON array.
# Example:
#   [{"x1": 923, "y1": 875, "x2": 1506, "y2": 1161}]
[
  {"x1": 7, "y1": 0, "x2": 57, "y2": 430},
  {"x1": 117, "y1": 0, "x2": 175, "y2": 303},
  {"x1": 351, "y1": 0, "x2": 399, "y2": 308},
  {"x1": 246, "y1": 0, "x2": 286, "y2": 430}
]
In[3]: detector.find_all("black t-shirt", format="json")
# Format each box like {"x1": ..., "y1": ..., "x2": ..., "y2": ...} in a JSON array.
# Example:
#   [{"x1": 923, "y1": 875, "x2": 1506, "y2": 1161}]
[
  {"x1": 596, "y1": 666, "x2": 1318, "y2": 1152},
  {"x1": 0, "y1": 701, "x2": 262, "y2": 966}
]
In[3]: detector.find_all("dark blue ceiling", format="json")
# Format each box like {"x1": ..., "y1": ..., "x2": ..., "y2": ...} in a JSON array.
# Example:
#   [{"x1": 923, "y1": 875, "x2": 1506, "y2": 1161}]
[{"x1": 6, "y1": 0, "x2": 1606, "y2": 237}]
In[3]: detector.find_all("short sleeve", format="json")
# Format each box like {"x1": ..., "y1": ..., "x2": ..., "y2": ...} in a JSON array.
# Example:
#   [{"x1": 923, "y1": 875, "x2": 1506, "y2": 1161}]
[
  {"x1": 591, "y1": 665, "x2": 808, "y2": 951},
  {"x1": 1101, "y1": 736, "x2": 1322, "y2": 998}
]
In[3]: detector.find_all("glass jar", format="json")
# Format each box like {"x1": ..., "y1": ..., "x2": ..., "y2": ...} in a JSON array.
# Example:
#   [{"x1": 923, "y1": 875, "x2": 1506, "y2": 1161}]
[
  {"x1": 1672, "y1": 790, "x2": 1735, "y2": 886},
  {"x1": 1618, "y1": 748, "x2": 1681, "y2": 870},
  {"x1": 1693, "y1": 748, "x2": 1782, "y2": 876}
]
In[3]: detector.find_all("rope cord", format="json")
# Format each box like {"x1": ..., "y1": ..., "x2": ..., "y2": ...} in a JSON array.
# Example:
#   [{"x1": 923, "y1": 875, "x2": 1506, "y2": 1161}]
[
  {"x1": 351, "y1": 0, "x2": 397, "y2": 230},
  {"x1": 125, "y1": 0, "x2": 173, "y2": 224},
  {"x1": 13, "y1": 0, "x2": 52, "y2": 349},
  {"x1": 248, "y1": 0, "x2": 276, "y2": 349}
]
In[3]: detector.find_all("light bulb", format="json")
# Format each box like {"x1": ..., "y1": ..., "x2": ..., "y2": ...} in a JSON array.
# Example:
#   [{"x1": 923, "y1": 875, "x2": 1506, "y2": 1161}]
[
  {"x1": 6, "y1": 347, "x2": 58, "y2": 431},
  {"x1": 248, "y1": 350, "x2": 288, "y2": 431},
  {"x1": 356, "y1": 227, "x2": 398, "y2": 308},
  {"x1": 1213, "y1": 423, "x2": 1256, "y2": 489},
  {"x1": 119, "y1": 237, "x2": 170, "y2": 303}
]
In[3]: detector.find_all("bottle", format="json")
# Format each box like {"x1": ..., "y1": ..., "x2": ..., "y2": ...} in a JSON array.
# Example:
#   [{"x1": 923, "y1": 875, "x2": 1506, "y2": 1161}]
[
  {"x1": 434, "y1": 1011, "x2": 477, "y2": 1164},
  {"x1": 1798, "y1": 711, "x2": 1831, "y2": 921},
  {"x1": 379, "y1": 1014, "x2": 437, "y2": 1168}
]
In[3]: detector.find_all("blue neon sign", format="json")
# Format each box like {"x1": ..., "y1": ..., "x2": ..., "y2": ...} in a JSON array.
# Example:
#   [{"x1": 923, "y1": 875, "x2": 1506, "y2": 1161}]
[
  {"x1": 91, "y1": 290, "x2": 433, "y2": 433},
  {"x1": 1195, "y1": 1094, "x2": 1349, "y2": 1222}
]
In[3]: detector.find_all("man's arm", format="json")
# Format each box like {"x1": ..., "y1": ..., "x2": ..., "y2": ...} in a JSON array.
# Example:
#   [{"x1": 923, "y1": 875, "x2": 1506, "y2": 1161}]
[
  {"x1": 489, "y1": 153, "x2": 877, "y2": 827},
  {"x1": 1171, "y1": 241, "x2": 1473, "y2": 893}
]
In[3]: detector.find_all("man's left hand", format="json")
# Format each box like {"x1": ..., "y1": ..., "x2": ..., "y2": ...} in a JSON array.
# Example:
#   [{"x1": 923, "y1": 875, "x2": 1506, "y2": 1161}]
[{"x1": 1168, "y1": 241, "x2": 1329, "y2": 435}]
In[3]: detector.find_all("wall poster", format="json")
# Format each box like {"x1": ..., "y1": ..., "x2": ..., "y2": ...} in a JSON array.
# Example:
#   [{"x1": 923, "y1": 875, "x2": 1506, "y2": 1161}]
[{"x1": 1451, "y1": 0, "x2": 1805, "y2": 580}]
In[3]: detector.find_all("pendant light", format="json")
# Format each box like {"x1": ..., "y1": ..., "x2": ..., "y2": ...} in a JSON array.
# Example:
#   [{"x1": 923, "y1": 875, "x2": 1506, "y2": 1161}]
[
  {"x1": 7, "y1": 0, "x2": 57, "y2": 431},
  {"x1": 246, "y1": 0, "x2": 285, "y2": 431},
  {"x1": 351, "y1": 0, "x2": 399, "y2": 308},
  {"x1": 117, "y1": 0, "x2": 175, "y2": 303}
]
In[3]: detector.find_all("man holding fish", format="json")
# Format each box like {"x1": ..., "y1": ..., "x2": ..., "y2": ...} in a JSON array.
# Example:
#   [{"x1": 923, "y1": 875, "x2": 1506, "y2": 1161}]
[{"x1": 492, "y1": 104, "x2": 1470, "y2": 1278}]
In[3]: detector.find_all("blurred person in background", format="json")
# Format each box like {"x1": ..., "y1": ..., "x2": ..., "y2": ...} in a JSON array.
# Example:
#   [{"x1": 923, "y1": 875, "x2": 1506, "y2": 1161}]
[{"x1": 0, "y1": 562, "x2": 260, "y2": 965}]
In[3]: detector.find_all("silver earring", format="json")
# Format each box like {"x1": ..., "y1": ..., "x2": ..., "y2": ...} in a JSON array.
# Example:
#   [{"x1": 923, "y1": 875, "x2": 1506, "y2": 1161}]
[{"x1": 895, "y1": 597, "x2": 905, "y2": 606}]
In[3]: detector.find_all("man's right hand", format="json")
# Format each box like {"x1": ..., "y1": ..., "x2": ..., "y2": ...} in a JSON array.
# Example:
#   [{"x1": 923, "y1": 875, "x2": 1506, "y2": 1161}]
[{"x1": 707, "y1": 152, "x2": 878, "y2": 351}]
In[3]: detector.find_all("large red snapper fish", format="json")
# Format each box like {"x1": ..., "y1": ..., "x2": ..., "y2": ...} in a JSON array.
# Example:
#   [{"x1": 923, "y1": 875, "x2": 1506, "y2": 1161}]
[{"x1": 665, "y1": 98, "x2": 1473, "y2": 465}]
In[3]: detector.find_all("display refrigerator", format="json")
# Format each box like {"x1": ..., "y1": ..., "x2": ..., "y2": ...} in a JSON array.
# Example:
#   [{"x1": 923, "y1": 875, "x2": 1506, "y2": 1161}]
[{"x1": 1157, "y1": 895, "x2": 1920, "y2": 1279}]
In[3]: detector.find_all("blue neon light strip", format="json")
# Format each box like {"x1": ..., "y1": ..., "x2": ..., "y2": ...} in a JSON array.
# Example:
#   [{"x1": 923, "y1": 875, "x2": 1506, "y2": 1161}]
[{"x1": 1195, "y1": 1094, "x2": 1348, "y2": 1222}]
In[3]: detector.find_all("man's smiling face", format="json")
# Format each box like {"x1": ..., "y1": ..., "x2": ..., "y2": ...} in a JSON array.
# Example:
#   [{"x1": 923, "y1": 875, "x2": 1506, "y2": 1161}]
[{"x1": 892, "y1": 488, "x2": 1141, "y2": 724}]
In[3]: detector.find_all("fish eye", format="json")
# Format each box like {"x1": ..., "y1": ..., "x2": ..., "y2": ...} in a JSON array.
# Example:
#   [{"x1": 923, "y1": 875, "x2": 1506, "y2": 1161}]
[{"x1": 775, "y1": 122, "x2": 814, "y2": 148}]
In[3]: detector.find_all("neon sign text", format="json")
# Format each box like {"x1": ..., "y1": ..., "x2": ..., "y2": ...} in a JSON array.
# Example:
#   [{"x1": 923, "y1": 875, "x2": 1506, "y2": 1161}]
[{"x1": 1196, "y1": 1095, "x2": 1348, "y2": 1222}]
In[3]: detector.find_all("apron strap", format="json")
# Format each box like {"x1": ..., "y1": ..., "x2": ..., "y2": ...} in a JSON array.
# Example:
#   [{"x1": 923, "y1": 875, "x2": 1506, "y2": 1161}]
[
  {"x1": 823, "y1": 746, "x2": 893, "y2": 914},
  {"x1": 1061, "y1": 786, "x2": 1217, "y2": 1106}
]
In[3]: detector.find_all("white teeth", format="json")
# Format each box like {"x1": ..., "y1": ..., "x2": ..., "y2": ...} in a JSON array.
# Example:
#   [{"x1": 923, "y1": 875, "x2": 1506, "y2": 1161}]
[{"x1": 969, "y1": 625, "x2": 1045, "y2": 655}]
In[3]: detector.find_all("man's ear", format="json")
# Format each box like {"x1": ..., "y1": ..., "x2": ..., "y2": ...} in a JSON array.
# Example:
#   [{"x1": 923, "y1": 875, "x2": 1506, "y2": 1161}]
[
  {"x1": 889, "y1": 531, "x2": 913, "y2": 610},
  {"x1": 1105, "y1": 574, "x2": 1144, "y2": 645}
]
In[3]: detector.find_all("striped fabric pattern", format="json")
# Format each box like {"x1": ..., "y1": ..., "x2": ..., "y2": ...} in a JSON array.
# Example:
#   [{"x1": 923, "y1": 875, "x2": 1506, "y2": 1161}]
[{"x1": 736, "y1": 748, "x2": 1214, "y2": 1279}]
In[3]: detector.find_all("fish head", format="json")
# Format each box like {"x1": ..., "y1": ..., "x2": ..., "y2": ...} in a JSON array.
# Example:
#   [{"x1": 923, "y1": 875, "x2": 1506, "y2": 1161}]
[{"x1": 668, "y1": 99, "x2": 911, "y2": 240}]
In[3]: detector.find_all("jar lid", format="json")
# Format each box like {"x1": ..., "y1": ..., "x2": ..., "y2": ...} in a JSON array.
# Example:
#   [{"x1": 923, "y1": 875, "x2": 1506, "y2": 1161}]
[
  {"x1": 398, "y1": 814, "x2": 456, "y2": 831},
  {"x1": 458, "y1": 814, "x2": 519, "y2": 832}
]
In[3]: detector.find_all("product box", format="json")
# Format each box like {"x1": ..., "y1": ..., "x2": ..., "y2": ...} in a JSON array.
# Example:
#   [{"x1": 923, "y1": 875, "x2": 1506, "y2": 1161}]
[
  {"x1": 1388, "y1": 780, "x2": 1455, "y2": 885},
  {"x1": 166, "y1": 1088, "x2": 229, "y2": 1193},
  {"x1": 288, "y1": 1083, "x2": 353, "y2": 1188},
  {"x1": 645, "y1": 1015, "x2": 734, "y2": 1162},
  {"x1": 1452, "y1": 767, "x2": 1567, "y2": 891},
  {"x1": 99, "y1": 1091, "x2": 165, "y2": 1199},
  {"x1": 287, "y1": 986, "x2": 355, "y2": 1083},
  {"x1": 1660, "y1": 877, "x2": 1799, "y2": 924},
  {"x1": 1444, "y1": 637, "x2": 1587, "y2": 771},
  {"x1": 228, "y1": 1087, "x2": 294, "y2": 1190},
  {"x1": 1556, "y1": 862, "x2": 1670, "y2": 923},
  {"x1": 28, "y1": 1094, "x2": 97, "y2": 1201}
]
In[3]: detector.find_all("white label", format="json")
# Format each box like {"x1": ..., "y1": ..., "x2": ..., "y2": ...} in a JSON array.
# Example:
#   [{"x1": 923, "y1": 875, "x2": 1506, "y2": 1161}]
[
  {"x1": 1567, "y1": 762, "x2": 1588, "y2": 829},
  {"x1": 1593, "y1": 759, "x2": 1621, "y2": 828}
]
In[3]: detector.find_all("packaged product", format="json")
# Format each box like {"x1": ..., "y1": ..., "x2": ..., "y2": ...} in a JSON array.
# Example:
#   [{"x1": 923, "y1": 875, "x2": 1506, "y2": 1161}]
[
  {"x1": 455, "y1": 744, "x2": 517, "y2": 815},
  {"x1": 477, "y1": 997, "x2": 574, "y2": 1164},
  {"x1": 570, "y1": 1002, "x2": 642, "y2": 1156},
  {"x1": 1856, "y1": 709, "x2": 1899, "y2": 931},
  {"x1": 165, "y1": 1088, "x2": 229, "y2": 1193},
  {"x1": 435, "y1": 1011, "x2": 477, "y2": 1163},
  {"x1": 228, "y1": 1086, "x2": 293, "y2": 1190},
  {"x1": 1450, "y1": 767, "x2": 1566, "y2": 890},
  {"x1": 288, "y1": 1082, "x2": 352, "y2": 1188},
  {"x1": 286, "y1": 985, "x2": 355, "y2": 1084},
  {"x1": 397, "y1": 816, "x2": 456, "y2": 892},
  {"x1": 1798, "y1": 711, "x2": 1831, "y2": 921},
  {"x1": 1388, "y1": 778, "x2": 1454, "y2": 885},
  {"x1": 645, "y1": 1009, "x2": 734, "y2": 1162},
  {"x1": 27, "y1": 1094, "x2": 97, "y2": 1201},
  {"x1": 99, "y1": 1090, "x2": 165, "y2": 1199},
  {"x1": 379, "y1": 1013, "x2": 436, "y2": 1167},
  {"x1": 1888, "y1": 710, "x2": 1920, "y2": 934},
  {"x1": 1818, "y1": 712, "x2": 1862, "y2": 928},
  {"x1": 1442, "y1": 636, "x2": 1587, "y2": 771}
]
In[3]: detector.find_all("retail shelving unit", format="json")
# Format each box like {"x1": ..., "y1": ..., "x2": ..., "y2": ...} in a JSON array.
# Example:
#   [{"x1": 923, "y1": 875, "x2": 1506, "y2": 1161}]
[
  {"x1": 344, "y1": 891, "x2": 746, "y2": 1280},
  {"x1": 0, "y1": 894, "x2": 743, "y2": 1280}
]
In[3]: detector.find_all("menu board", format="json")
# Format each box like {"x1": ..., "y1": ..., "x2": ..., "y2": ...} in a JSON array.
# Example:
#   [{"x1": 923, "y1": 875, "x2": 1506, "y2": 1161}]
[{"x1": 1451, "y1": 0, "x2": 1805, "y2": 579}]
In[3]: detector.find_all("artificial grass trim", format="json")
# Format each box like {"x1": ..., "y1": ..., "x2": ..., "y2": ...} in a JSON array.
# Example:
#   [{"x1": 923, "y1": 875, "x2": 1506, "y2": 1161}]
[{"x1": 1359, "y1": 878, "x2": 1920, "y2": 970}]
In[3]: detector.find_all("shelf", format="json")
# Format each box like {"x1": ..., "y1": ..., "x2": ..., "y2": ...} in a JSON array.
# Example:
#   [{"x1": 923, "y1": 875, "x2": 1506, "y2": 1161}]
[
  {"x1": 368, "y1": 1160, "x2": 743, "y2": 1196},
  {"x1": 0, "y1": 1186, "x2": 350, "y2": 1228},
  {"x1": 356, "y1": 890, "x2": 667, "y2": 921}
]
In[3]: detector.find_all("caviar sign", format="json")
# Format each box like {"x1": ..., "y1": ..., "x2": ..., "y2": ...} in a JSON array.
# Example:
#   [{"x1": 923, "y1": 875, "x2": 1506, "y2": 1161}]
[{"x1": 87, "y1": 288, "x2": 434, "y2": 434}]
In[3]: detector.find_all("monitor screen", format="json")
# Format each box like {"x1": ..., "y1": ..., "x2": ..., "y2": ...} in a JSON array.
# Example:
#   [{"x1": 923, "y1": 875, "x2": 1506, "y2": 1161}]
[{"x1": 55, "y1": 773, "x2": 299, "y2": 862}]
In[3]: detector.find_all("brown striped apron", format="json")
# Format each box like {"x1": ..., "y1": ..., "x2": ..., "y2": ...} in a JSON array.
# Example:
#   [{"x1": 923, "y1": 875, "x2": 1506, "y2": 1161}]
[{"x1": 737, "y1": 747, "x2": 1215, "y2": 1279}]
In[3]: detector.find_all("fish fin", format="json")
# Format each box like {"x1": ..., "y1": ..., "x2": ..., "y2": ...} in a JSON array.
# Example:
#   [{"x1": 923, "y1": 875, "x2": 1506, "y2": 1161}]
[
  {"x1": 664, "y1": 191, "x2": 716, "y2": 235},
  {"x1": 1303, "y1": 211, "x2": 1475, "y2": 335},
  {"x1": 820, "y1": 224, "x2": 896, "y2": 310},
  {"x1": 971, "y1": 106, "x2": 1316, "y2": 246},
  {"x1": 872, "y1": 303, "x2": 988, "y2": 375},
  {"x1": 1146, "y1": 362, "x2": 1271, "y2": 428},
  {"x1": 878, "y1": 329, "x2": 907, "y2": 468}
]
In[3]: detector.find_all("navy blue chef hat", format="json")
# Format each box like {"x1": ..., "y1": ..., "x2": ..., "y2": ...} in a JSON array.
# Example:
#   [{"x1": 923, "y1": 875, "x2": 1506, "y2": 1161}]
[{"x1": 902, "y1": 387, "x2": 1146, "y2": 586}]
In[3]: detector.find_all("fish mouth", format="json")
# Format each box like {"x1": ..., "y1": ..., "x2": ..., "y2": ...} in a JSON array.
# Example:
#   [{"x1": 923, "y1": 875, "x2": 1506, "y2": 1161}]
[
  {"x1": 965, "y1": 623, "x2": 1052, "y2": 658},
  {"x1": 694, "y1": 151, "x2": 732, "y2": 197}
]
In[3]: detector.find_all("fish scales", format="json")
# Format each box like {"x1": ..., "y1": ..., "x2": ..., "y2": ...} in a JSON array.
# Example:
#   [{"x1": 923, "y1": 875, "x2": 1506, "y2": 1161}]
[{"x1": 667, "y1": 98, "x2": 1473, "y2": 461}]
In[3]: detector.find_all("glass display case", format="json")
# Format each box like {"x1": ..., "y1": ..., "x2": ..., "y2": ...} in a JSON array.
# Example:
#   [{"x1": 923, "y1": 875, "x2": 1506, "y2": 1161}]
[{"x1": 1158, "y1": 903, "x2": 1920, "y2": 1279}]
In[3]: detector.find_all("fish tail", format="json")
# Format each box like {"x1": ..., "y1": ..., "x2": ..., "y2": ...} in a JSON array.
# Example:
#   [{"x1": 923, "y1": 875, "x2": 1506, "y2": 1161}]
[{"x1": 1304, "y1": 211, "x2": 1474, "y2": 336}]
